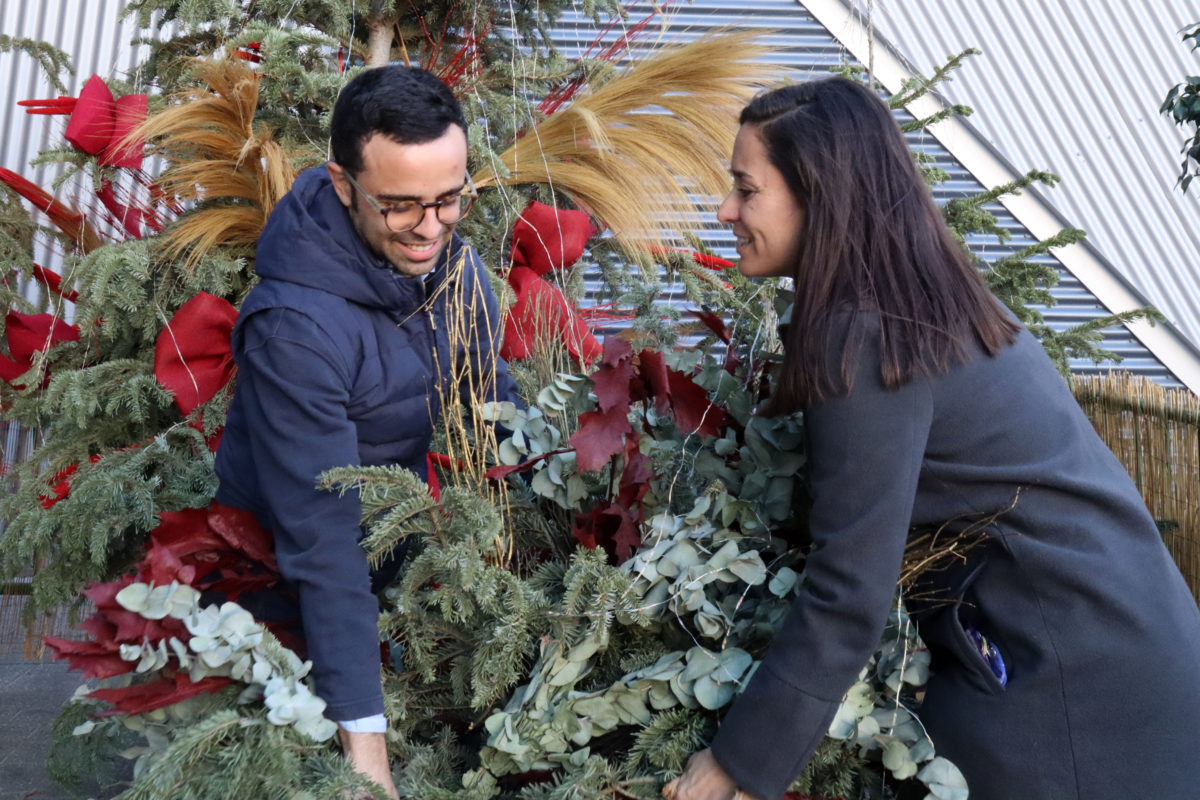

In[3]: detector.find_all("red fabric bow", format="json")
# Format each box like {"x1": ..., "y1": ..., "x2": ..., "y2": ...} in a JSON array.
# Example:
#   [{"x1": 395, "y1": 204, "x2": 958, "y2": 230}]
[
  {"x1": 153, "y1": 292, "x2": 238, "y2": 417},
  {"x1": 19, "y1": 74, "x2": 147, "y2": 168},
  {"x1": 509, "y1": 200, "x2": 592, "y2": 277},
  {"x1": 0, "y1": 311, "x2": 79, "y2": 389},
  {"x1": 501, "y1": 201, "x2": 602, "y2": 365}
]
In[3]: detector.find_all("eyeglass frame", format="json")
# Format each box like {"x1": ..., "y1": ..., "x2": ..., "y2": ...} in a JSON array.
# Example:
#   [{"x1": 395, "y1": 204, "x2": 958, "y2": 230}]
[{"x1": 341, "y1": 169, "x2": 477, "y2": 233}]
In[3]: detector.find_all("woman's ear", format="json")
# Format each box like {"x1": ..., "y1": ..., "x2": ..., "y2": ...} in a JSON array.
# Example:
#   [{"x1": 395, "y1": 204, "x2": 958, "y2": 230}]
[{"x1": 325, "y1": 162, "x2": 353, "y2": 207}]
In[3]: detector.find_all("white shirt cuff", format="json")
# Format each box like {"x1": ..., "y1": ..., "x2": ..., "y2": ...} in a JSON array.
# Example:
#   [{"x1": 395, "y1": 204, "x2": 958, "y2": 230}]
[{"x1": 336, "y1": 714, "x2": 387, "y2": 733}]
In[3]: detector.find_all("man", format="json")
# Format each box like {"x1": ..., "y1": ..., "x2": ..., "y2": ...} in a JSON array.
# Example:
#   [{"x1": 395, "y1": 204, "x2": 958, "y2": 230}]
[{"x1": 215, "y1": 65, "x2": 518, "y2": 798}]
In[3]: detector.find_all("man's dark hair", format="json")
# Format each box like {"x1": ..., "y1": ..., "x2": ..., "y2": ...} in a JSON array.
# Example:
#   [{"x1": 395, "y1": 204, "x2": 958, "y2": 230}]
[
  {"x1": 744, "y1": 77, "x2": 1020, "y2": 412},
  {"x1": 330, "y1": 65, "x2": 467, "y2": 174}
]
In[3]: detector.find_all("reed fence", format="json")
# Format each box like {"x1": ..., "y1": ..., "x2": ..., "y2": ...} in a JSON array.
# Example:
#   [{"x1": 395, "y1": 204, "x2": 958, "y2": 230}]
[{"x1": 1074, "y1": 372, "x2": 1200, "y2": 604}]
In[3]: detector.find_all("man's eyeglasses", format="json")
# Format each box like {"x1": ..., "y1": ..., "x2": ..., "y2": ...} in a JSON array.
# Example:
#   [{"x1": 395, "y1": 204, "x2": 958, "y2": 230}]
[{"x1": 342, "y1": 170, "x2": 476, "y2": 233}]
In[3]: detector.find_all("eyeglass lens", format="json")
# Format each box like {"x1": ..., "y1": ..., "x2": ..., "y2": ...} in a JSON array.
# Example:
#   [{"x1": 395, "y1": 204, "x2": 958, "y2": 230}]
[{"x1": 385, "y1": 194, "x2": 473, "y2": 232}]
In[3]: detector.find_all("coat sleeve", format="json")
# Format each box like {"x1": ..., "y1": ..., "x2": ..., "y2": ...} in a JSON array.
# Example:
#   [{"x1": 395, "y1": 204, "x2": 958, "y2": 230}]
[
  {"x1": 234, "y1": 308, "x2": 384, "y2": 721},
  {"x1": 710, "y1": 323, "x2": 934, "y2": 800}
]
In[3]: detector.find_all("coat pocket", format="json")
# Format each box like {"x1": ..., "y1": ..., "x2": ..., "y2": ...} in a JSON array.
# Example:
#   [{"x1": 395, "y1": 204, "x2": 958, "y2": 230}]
[{"x1": 913, "y1": 559, "x2": 1008, "y2": 696}]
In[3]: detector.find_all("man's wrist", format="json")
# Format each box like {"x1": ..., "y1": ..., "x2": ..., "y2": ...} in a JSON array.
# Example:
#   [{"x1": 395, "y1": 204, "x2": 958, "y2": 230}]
[{"x1": 337, "y1": 713, "x2": 387, "y2": 733}]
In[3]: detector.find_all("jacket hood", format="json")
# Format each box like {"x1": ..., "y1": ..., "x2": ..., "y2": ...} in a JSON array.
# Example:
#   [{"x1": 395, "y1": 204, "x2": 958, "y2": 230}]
[{"x1": 253, "y1": 166, "x2": 461, "y2": 311}]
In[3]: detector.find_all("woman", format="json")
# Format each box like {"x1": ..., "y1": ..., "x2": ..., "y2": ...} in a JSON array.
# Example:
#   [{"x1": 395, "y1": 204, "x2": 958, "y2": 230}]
[{"x1": 673, "y1": 77, "x2": 1200, "y2": 800}]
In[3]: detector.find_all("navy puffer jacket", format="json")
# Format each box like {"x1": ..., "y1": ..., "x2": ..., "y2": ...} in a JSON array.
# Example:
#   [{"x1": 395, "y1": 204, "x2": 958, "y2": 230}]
[{"x1": 215, "y1": 166, "x2": 519, "y2": 720}]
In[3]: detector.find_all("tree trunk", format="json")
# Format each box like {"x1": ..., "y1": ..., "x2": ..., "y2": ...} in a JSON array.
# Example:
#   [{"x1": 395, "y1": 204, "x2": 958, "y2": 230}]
[{"x1": 366, "y1": 0, "x2": 393, "y2": 67}]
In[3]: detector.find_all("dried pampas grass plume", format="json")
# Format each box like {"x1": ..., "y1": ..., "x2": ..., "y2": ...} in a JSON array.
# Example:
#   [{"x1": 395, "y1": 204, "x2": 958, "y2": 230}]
[
  {"x1": 131, "y1": 59, "x2": 296, "y2": 268},
  {"x1": 474, "y1": 30, "x2": 774, "y2": 258}
]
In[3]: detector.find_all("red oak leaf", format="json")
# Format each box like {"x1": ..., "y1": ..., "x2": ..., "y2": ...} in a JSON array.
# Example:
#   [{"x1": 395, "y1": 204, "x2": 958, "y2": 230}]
[
  {"x1": 572, "y1": 501, "x2": 642, "y2": 563},
  {"x1": 687, "y1": 308, "x2": 731, "y2": 345},
  {"x1": 609, "y1": 504, "x2": 642, "y2": 563},
  {"x1": 91, "y1": 673, "x2": 234, "y2": 717},
  {"x1": 43, "y1": 637, "x2": 131, "y2": 679},
  {"x1": 616, "y1": 435, "x2": 653, "y2": 508},
  {"x1": 569, "y1": 404, "x2": 633, "y2": 472},
  {"x1": 635, "y1": 349, "x2": 671, "y2": 417},
  {"x1": 666, "y1": 368, "x2": 723, "y2": 437},
  {"x1": 592, "y1": 337, "x2": 635, "y2": 413},
  {"x1": 206, "y1": 502, "x2": 276, "y2": 568}
]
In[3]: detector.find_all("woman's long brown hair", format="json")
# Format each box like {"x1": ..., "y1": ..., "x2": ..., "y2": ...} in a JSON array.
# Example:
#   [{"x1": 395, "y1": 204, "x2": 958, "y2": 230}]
[{"x1": 747, "y1": 78, "x2": 1019, "y2": 413}]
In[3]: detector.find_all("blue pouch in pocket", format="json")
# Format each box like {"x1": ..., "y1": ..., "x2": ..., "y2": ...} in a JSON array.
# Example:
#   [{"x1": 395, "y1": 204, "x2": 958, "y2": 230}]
[{"x1": 962, "y1": 622, "x2": 1008, "y2": 687}]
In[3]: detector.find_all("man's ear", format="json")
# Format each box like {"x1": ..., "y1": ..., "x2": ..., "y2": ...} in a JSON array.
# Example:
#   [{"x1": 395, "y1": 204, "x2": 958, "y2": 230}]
[{"x1": 326, "y1": 162, "x2": 353, "y2": 208}]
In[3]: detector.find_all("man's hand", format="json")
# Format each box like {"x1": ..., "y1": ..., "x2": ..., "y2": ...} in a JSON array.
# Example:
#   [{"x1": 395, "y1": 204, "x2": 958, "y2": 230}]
[
  {"x1": 665, "y1": 748, "x2": 751, "y2": 800},
  {"x1": 338, "y1": 728, "x2": 399, "y2": 800}
]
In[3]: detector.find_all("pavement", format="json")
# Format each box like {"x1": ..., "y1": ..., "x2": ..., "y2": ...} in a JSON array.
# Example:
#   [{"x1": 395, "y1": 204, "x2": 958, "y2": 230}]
[{"x1": 0, "y1": 649, "x2": 84, "y2": 800}]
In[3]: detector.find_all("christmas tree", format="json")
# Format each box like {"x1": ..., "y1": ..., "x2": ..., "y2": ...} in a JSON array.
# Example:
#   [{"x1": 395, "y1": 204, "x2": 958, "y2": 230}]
[{"x1": 0, "y1": 3, "x2": 1158, "y2": 798}]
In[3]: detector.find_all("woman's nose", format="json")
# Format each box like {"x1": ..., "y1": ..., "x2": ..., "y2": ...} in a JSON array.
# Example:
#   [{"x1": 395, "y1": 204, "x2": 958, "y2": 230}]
[{"x1": 716, "y1": 191, "x2": 738, "y2": 224}]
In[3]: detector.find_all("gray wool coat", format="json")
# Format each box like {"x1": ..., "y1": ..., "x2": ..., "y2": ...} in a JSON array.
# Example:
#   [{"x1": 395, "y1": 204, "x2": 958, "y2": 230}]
[{"x1": 710, "y1": 312, "x2": 1200, "y2": 800}]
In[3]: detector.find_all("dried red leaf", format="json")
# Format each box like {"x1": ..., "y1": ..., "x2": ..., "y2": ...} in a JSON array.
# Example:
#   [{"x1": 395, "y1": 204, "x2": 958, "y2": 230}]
[
  {"x1": 616, "y1": 435, "x2": 652, "y2": 507},
  {"x1": 572, "y1": 500, "x2": 641, "y2": 563},
  {"x1": 140, "y1": 539, "x2": 198, "y2": 586},
  {"x1": 687, "y1": 308, "x2": 731, "y2": 345},
  {"x1": 91, "y1": 674, "x2": 234, "y2": 717},
  {"x1": 666, "y1": 368, "x2": 723, "y2": 437},
  {"x1": 569, "y1": 405, "x2": 633, "y2": 472},
  {"x1": 83, "y1": 575, "x2": 134, "y2": 610},
  {"x1": 635, "y1": 349, "x2": 671, "y2": 417},
  {"x1": 44, "y1": 637, "x2": 132, "y2": 679},
  {"x1": 592, "y1": 337, "x2": 635, "y2": 413},
  {"x1": 206, "y1": 502, "x2": 276, "y2": 568}
]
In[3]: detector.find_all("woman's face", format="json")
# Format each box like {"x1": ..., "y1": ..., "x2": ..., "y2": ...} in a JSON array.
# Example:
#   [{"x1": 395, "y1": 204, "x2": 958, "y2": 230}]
[{"x1": 717, "y1": 124, "x2": 806, "y2": 279}]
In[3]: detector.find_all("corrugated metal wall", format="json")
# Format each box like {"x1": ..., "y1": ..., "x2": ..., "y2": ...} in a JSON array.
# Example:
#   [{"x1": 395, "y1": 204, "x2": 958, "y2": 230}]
[
  {"x1": 869, "y1": 0, "x2": 1200, "y2": 367},
  {"x1": 551, "y1": 0, "x2": 1180, "y2": 384},
  {"x1": 0, "y1": 0, "x2": 1182, "y2": 384}
]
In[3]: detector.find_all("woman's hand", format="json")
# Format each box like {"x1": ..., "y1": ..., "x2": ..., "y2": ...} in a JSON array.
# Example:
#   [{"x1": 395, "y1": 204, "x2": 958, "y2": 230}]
[{"x1": 666, "y1": 748, "x2": 752, "y2": 800}]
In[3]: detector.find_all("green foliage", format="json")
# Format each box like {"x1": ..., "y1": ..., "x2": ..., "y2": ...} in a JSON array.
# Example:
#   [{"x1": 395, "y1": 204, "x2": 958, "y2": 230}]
[
  {"x1": 3, "y1": 3, "x2": 1162, "y2": 799},
  {"x1": 0, "y1": 33, "x2": 73, "y2": 92},
  {"x1": 1162, "y1": 22, "x2": 1200, "y2": 193}
]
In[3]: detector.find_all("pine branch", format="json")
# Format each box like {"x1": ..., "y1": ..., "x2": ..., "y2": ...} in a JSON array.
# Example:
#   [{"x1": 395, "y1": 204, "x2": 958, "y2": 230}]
[
  {"x1": 887, "y1": 47, "x2": 981, "y2": 109},
  {"x1": 0, "y1": 34, "x2": 74, "y2": 93}
]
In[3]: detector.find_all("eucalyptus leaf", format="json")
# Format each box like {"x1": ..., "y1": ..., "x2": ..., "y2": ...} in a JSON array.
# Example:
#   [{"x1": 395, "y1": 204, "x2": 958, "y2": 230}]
[
  {"x1": 614, "y1": 689, "x2": 652, "y2": 725},
  {"x1": 692, "y1": 673, "x2": 736, "y2": 710},
  {"x1": 880, "y1": 736, "x2": 919, "y2": 780},
  {"x1": 706, "y1": 540, "x2": 740, "y2": 572},
  {"x1": 768, "y1": 566, "x2": 799, "y2": 597},
  {"x1": 547, "y1": 658, "x2": 585, "y2": 687},
  {"x1": 726, "y1": 551, "x2": 768, "y2": 585},
  {"x1": 681, "y1": 647, "x2": 720, "y2": 681},
  {"x1": 531, "y1": 468, "x2": 556, "y2": 499},
  {"x1": 917, "y1": 757, "x2": 970, "y2": 800},
  {"x1": 499, "y1": 438, "x2": 522, "y2": 465}
]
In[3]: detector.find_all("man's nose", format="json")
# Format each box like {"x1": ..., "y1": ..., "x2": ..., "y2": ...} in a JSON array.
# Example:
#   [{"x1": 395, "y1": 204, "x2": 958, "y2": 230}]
[{"x1": 411, "y1": 205, "x2": 444, "y2": 238}]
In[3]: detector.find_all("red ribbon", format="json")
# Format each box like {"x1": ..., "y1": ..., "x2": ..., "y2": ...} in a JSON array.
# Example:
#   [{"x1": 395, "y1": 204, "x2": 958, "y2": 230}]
[
  {"x1": 0, "y1": 167, "x2": 102, "y2": 252},
  {"x1": 501, "y1": 201, "x2": 602, "y2": 366},
  {"x1": 97, "y1": 178, "x2": 162, "y2": 239},
  {"x1": 153, "y1": 292, "x2": 238, "y2": 418},
  {"x1": 31, "y1": 264, "x2": 80, "y2": 303},
  {"x1": 19, "y1": 74, "x2": 147, "y2": 168},
  {"x1": 0, "y1": 310, "x2": 79, "y2": 389},
  {"x1": 234, "y1": 42, "x2": 263, "y2": 63}
]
